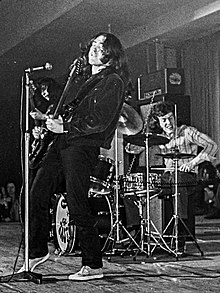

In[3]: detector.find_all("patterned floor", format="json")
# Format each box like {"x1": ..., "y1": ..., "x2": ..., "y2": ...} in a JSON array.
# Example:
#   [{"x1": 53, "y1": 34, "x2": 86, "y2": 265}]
[{"x1": 0, "y1": 216, "x2": 220, "y2": 292}]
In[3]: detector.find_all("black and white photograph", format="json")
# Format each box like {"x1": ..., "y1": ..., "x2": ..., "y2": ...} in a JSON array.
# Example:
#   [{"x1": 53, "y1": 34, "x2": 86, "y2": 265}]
[{"x1": 0, "y1": 1, "x2": 220, "y2": 292}]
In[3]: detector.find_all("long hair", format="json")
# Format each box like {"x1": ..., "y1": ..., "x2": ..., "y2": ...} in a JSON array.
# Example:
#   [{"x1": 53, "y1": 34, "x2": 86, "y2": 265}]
[
  {"x1": 82, "y1": 32, "x2": 130, "y2": 86},
  {"x1": 32, "y1": 77, "x2": 62, "y2": 113},
  {"x1": 34, "y1": 77, "x2": 61, "y2": 99},
  {"x1": 147, "y1": 101, "x2": 175, "y2": 134}
]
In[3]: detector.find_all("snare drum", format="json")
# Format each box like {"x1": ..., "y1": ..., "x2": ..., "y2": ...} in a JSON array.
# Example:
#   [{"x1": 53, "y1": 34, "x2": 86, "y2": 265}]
[
  {"x1": 149, "y1": 173, "x2": 162, "y2": 192},
  {"x1": 90, "y1": 155, "x2": 115, "y2": 193},
  {"x1": 119, "y1": 173, "x2": 144, "y2": 193},
  {"x1": 119, "y1": 172, "x2": 162, "y2": 195}
]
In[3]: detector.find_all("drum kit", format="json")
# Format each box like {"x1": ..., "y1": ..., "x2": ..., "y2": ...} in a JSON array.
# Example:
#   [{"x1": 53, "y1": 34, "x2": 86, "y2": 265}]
[{"x1": 51, "y1": 102, "x2": 203, "y2": 259}]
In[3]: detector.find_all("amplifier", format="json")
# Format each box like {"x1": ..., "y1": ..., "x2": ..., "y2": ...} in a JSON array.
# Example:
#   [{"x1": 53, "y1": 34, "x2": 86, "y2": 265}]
[
  {"x1": 140, "y1": 68, "x2": 185, "y2": 101},
  {"x1": 139, "y1": 94, "x2": 191, "y2": 126},
  {"x1": 144, "y1": 195, "x2": 195, "y2": 237}
]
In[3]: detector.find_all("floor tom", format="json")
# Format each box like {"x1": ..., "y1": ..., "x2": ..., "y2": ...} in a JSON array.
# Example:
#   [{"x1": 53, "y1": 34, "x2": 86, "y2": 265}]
[{"x1": 90, "y1": 155, "x2": 115, "y2": 193}]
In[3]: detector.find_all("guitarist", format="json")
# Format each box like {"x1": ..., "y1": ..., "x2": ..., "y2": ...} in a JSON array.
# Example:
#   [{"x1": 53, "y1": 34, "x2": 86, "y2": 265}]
[
  {"x1": 18, "y1": 32, "x2": 131, "y2": 281},
  {"x1": 20, "y1": 78, "x2": 63, "y2": 224},
  {"x1": 29, "y1": 77, "x2": 63, "y2": 183}
]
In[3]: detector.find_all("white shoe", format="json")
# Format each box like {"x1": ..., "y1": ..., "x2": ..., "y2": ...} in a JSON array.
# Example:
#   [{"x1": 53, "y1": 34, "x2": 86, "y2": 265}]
[
  {"x1": 68, "y1": 266, "x2": 104, "y2": 281},
  {"x1": 17, "y1": 253, "x2": 50, "y2": 273}
]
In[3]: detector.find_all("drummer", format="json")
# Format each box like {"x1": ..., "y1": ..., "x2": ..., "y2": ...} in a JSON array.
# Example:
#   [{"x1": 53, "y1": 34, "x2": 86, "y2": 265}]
[{"x1": 147, "y1": 101, "x2": 218, "y2": 254}]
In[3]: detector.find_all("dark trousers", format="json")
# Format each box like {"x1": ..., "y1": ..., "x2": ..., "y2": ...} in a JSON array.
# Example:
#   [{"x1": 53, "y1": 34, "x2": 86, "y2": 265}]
[{"x1": 29, "y1": 139, "x2": 103, "y2": 269}]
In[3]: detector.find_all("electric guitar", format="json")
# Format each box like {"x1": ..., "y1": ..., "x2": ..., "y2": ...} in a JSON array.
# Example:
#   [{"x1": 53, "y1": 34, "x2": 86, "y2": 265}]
[
  {"x1": 29, "y1": 106, "x2": 54, "y2": 169},
  {"x1": 29, "y1": 57, "x2": 85, "y2": 169}
]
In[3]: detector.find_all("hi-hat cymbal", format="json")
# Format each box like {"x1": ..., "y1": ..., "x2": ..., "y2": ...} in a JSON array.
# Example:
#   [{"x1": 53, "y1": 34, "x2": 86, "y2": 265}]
[
  {"x1": 155, "y1": 152, "x2": 196, "y2": 159},
  {"x1": 117, "y1": 103, "x2": 143, "y2": 135},
  {"x1": 124, "y1": 133, "x2": 170, "y2": 147}
]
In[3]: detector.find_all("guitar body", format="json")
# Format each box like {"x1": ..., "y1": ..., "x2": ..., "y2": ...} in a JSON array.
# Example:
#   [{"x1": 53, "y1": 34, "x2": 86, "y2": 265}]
[{"x1": 29, "y1": 129, "x2": 54, "y2": 169}]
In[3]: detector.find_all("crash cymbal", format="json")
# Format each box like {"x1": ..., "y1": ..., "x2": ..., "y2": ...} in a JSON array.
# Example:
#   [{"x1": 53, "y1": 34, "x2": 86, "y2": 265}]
[
  {"x1": 124, "y1": 133, "x2": 170, "y2": 147},
  {"x1": 117, "y1": 103, "x2": 143, "y2": 135},
  {"x1": 155, "y1": 152, "x2": 196, "y2": 159}
]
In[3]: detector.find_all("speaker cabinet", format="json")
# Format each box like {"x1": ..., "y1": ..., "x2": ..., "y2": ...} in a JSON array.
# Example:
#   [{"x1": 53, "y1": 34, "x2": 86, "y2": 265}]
[
  {"x1": 163, "y1": 94, "x2": 191, "y2": 126},
  {"x1": 139, "y1": 94, "x2": 191, "y2": 126},
  {"x1": 149, "y1": 196, "x2": 195, "y2": 239},
  {"x1": 149, "y1": 196, "x2": 164, "y2": 234},
  {"x1": 140, "y1": 68, "x2": 185, "y2": 100}
]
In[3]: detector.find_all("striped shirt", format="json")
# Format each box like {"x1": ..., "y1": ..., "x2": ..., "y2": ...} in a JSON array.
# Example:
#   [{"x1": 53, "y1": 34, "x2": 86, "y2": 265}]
[{"x1": 160, "y1": 125, "x2": 218, "y2": 172}]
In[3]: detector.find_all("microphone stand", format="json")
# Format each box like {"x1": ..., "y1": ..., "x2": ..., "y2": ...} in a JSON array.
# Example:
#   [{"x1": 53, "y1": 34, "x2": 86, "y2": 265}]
[
  {"x1": 21, "y1": 72, "x2": 43, "y2": 282},
  {"x1": 0, "y1": 73, "x2": 42, "y2": 284},
  {"x1": 0, "y1": 60, "x2": 84, "y2": 284}
]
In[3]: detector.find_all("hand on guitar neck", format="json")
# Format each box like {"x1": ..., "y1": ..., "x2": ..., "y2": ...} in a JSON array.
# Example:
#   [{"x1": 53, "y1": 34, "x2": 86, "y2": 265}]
[
  {"x1": 30, "y1": 109, "x2": 47, "y2": 121},
  {"x1": 30, "y1": 106, "x2": 52, "y2": 121}
]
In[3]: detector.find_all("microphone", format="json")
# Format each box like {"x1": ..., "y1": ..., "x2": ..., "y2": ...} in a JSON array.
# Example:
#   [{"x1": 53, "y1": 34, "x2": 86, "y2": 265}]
[{"x1": 25, "y1": 62, "x2": 53, "y2": 73}]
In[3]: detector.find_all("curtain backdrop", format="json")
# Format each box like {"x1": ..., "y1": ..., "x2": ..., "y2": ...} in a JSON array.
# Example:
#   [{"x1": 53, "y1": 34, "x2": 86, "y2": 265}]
[{"x1": 182, "y1": 31, "x2": 220, "y2": 162}]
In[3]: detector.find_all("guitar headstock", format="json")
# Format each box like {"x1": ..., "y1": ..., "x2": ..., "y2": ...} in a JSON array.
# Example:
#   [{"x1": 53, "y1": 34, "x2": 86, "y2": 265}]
[{"x1": 69, "y1": 56, "x2": 86, "y2": 77}]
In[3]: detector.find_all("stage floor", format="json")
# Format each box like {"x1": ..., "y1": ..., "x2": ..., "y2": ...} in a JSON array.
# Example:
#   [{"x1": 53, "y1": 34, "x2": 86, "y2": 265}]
[{"x1": 0, "y1": 215, "x2": 220, "y2": 293}]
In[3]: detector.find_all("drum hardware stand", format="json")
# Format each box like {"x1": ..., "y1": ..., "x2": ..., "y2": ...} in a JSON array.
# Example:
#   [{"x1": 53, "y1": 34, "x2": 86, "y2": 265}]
[
  {"x1": 102, "y1": 129, "x2": 147, "y2": 259},
  {"x1": 157, "y1": 105, "x2": 203, "y2": 259},
  {"x1": 160, "y1": 156, "x2": 204, "y2": 259},
  {"x1": 131, "y1": 133, "x2": 174, "y2": 259},
  {"x1": 0, "y1": 72, "x2": 42, "y2": 284},
  {"x1": 120, "y1": 190, "x2": 151, "y2": 259}
]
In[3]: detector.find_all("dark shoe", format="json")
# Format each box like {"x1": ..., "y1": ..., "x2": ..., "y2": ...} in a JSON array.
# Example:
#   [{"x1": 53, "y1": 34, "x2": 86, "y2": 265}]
[
  {"x1": 69, "y1": 266, "x2": 104, "y2": 281},
  {"x1": 17, "y1": 253, "x2": 50, "y2": 273},
  {"x1": 205, "y1": 210, "x2": 220, "y2": 219}
]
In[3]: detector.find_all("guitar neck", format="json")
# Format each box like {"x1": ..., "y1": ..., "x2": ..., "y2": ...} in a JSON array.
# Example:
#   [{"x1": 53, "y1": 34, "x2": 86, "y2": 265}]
[
  {"x1": 53, "y1": 74, "x2": 72, "y2": 119},
  {"x1": 53, "y1": 57, "x2": 84, "y2": 119}
]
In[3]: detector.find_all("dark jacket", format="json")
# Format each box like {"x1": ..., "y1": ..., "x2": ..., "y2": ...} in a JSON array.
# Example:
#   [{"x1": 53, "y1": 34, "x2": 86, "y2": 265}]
[{"x1": 62, "y1": 67, "x2": 125, "y2": 149}]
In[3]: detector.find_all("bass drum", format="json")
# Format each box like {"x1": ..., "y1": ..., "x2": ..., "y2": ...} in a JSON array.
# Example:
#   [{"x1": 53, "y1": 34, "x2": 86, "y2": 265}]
[
  {"x1": 52, "y1": 193, "x2": 76, "y2": 255},
  {"x1": 51, "y1": 192, "x2": 114, "y2": 254},
  {"x1": 88, "y1": 193, "x2": 114, "y2": 250}
]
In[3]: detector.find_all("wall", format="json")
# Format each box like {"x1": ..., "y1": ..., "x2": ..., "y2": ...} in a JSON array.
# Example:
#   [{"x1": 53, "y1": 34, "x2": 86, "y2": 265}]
[
  {"x1": 0, "y1": 53, "x2": 68, "y2": 190},
  {"x1": 182, "y1": 31, "x2": 220, "y2": 161},
  {"x1": 124, "y1": 41, "x2": 183, "y2": 171}
]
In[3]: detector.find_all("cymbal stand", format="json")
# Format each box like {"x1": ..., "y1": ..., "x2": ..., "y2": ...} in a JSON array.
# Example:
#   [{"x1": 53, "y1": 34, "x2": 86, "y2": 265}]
[
  {"x1": 160, "y1": 157, "x2": 181, "y2": 258},
  {"x1": 161, "y1": 103, "x2": 180, "y2": 257},
  {"x1": 133, "y1": 133, "x2": 174, "y2": 258},
  {"x1": 120, "y1": 190, "x2": 148, "y2": 259},
  {"x1": 161, "y1": 157, "x2": 204, "y2": 258},
  {"x1": 102, "y1": 129, "x2": 147, "y2": 259},
  {"x1": 160, "y1": 104, "x2": 203, "y2": 258}
]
